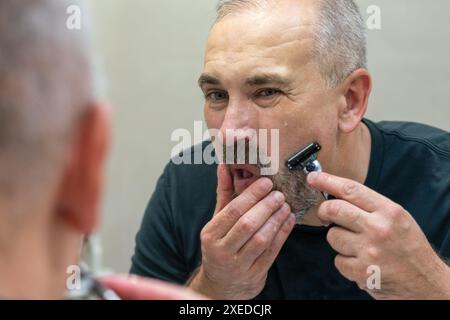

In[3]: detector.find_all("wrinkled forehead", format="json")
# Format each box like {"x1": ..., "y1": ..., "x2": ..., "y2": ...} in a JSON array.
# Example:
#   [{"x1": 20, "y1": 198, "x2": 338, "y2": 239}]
[{"x1": 204, "y1": 3, "x2": 317, "y2": 80}]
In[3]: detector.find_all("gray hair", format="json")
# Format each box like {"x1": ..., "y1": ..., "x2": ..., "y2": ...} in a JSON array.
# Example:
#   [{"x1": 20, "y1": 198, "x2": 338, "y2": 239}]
[
  {"x1": 0, "y1": 0, "x2": 100, "y2": 216},
  {"x1": 216, "y1": 0, "x2": 367, "y2": 88}
]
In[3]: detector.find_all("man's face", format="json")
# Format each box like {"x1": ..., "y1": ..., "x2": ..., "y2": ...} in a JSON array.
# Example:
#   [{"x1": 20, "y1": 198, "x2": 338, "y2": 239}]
[{"x1": 201, "y1": 2, "x2": 341, "y2": 221}]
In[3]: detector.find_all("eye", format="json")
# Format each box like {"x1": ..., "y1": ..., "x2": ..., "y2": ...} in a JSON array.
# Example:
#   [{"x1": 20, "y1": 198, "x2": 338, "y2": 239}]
[
  {"x1": 256, "y1": 88, "x2": 281, "y2": 98},
  {"x1": 206, "y1": 91, "x2": 228, "y2": 102}
]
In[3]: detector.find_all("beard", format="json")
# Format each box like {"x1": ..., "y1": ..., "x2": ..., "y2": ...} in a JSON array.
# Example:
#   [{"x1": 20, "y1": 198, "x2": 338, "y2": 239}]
[
  {"x1": 221, "y1": 141, "x2": 324, "y2": 224},
  {"x1": 268, "y1": 165, "x2": 323, "y2": 224}
]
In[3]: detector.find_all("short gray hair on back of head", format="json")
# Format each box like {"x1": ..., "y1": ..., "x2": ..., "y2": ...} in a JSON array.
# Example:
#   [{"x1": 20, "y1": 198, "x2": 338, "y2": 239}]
[
  {"x1": 216, "y1": 0, "x2": 367, "y2": 88},
  {"x1": 0, "y1": 0, "x2": 100, "y2": 215}
]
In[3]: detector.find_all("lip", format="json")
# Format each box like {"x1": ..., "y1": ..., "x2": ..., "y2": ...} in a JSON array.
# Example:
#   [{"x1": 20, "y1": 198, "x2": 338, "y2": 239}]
[{"x1": 229, "y1": 164, "x2": 261, "y2": 194}]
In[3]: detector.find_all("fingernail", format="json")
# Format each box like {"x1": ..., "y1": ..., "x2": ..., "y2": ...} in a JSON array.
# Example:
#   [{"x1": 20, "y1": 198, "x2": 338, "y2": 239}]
[{"x1": 307, "y1": 171, "x2": 319, "y2": 183}]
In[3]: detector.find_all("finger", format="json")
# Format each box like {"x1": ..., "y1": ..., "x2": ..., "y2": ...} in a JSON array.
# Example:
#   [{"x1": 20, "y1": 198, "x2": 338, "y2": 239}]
[
  {"x1": 214, "y1": 164, "x2": 234, "y2": 215},
  {"x1": 318, "y1": 199, "x2": 368, "y2": 233},
  {"x1": 307, "y1": 172, "x2": 388, "y2": 213},
  {"x1": 99, "y1": 275, "x2": 207, "y2": 300},
  {"x1": 250, "y1": 213, "x2": 296, "y2": 274},
  {"x1": 334, "y1": 255, "x2": 361, "y2": 283},
  {"x1": 237, "y1": 203, "x2": 291, "y2": 268},
  {"x1": 326, "y1": 226, "x2": 360, "y2": 257},
  {"x1": 222, "y1": 190, "x2": 285, "y2": 253},
  {"x1": 208, "y1": 177, "x2": 273, "y2": 239}
]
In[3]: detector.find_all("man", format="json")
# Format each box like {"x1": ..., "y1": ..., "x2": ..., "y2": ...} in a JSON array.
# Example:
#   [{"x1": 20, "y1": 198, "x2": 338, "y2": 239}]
[
  {"x1": 131, "y1": 0, "x2": 450, "y2": 299},
  {"x1": 0, "y1": 0, "x2": 203, "y2": 299}
]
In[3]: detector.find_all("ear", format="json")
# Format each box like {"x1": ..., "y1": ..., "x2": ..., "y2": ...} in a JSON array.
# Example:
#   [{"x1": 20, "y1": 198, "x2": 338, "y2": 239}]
[
  {"x1": 337, "y1": 69, "x2": 372, "y2": 133},
  {"x1": 57, "y1": 102, "x2": 111, "y2": 234}
]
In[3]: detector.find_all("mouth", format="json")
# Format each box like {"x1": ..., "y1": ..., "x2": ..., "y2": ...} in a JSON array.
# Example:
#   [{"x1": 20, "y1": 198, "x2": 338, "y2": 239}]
[{"x1": 229, "y1": 164, "x2": 262, "y2": 194}]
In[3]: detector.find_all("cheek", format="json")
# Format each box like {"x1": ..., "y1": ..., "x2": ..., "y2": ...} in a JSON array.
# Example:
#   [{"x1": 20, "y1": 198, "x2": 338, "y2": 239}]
[
  {"x1": 273, "y1": 110, "x2": 338, "y2": 165},
  {"x1": 204, "y1": 108, "x2": 224, "y2": 130}
]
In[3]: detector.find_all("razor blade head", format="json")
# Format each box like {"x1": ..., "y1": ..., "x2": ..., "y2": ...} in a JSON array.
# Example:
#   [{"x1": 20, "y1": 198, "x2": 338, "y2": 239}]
[{"x1": 286, "y1": 142, "x2": 322, "y2": 172}]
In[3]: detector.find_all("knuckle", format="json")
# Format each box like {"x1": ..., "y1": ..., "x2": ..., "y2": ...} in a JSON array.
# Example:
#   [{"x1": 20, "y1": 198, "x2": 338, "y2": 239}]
[
  {"x1": 200, "y1": 228, "x2": 212, "y2": 245},
  {"x1": 225, "y1": 203, "x2": 242, "y2": 220},
  {"x1": 367, "y1": 218, "x2": 391, "y2": 241},
  {"x1": 253, "y1": 234, "x2": 269, "y2": 249},
  {"x1": 239, "y1": 216, "x2": 257, "y2": 234},
  {"x1": 327, "y1": 200, "x2": 341, "y2": 217},
  {"x1": 342, "y1": 181, "x2": 359, "y2": 197},
  {"x1": 388, "y1": 204, "x2": 405, "y2": 220},
  {"x1": 374, "y1": 224, "x2": 391, "y2": 241},
  {"x1": 366, "y1": 246, "x2": 380, "y2": 261},
  {"x1": 320, "y1": 200, "x2": 340, "y2": 218}
]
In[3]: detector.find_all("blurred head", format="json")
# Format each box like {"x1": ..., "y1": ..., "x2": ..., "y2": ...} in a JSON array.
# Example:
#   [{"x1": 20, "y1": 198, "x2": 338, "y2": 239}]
[
  {"x1": 201, "y1": 0, "x2": 371, "y2": 222},
  {"x1": 0, "y1": 0, "x2": 110, "y2": 298}
]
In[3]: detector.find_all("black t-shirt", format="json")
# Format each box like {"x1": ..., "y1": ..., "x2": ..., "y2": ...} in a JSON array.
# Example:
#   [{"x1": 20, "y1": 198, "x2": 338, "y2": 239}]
[{"x1": 130, "y1": 119, "x2": 450, "y2": 299}]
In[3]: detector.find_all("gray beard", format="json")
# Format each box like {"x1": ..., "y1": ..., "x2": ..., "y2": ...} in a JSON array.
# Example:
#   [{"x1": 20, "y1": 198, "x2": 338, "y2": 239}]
[
  {"x1": 268, "y1": 166, "x2": 323, "y2": 224},
  {"x1": 221, "y1": 142, "x2": 323, "y2": 224}
]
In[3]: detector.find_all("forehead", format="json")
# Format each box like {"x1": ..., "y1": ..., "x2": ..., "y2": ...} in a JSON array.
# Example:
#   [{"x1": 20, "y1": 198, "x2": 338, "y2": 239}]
[{"x1": 204, "y1": 2, "x2": 317, "y2": 79}]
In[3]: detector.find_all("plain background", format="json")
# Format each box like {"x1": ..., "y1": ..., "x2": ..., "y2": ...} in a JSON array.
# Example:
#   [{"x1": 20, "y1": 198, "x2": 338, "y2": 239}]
[{"x1": 89, "y1": 0, "x2": 450, "y2": 273}]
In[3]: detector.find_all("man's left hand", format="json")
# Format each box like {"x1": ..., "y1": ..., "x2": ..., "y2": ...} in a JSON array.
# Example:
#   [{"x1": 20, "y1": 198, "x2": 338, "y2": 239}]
[{"x1": 307, "y1": 172, "x2": 450, "y2": 300}]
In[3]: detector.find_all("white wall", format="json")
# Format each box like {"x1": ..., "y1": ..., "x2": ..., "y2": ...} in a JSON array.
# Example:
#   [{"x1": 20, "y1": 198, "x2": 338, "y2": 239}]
[{"x1": 89, "y1": 0, "x2": 450, "y2": 272}]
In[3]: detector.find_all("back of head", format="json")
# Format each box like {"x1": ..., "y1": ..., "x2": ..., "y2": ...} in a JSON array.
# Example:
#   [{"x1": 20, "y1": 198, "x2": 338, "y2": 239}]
[
  {"x1": 0, "y1": 0, "x2": 108, "y2": 299},
  {"x1": 0, "y1": 0, "x2": 99, "y2": 222}
]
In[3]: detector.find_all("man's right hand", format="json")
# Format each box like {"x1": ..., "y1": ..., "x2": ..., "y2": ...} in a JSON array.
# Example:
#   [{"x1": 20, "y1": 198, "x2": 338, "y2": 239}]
[{"x1": 188, "y1": 164, "x2": 296, "y2": 299}]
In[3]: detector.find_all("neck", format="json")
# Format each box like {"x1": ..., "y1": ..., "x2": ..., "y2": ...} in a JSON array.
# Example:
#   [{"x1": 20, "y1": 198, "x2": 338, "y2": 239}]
[
  {"x1": 302, "y1": 121, "x2": 372, "y2": 226},
  {"x1": 0, "y1": 214, "x2": 72, "y2": 299},
  {"x1": 332, "y1": 121, "x2": 372, "y2": 185}
]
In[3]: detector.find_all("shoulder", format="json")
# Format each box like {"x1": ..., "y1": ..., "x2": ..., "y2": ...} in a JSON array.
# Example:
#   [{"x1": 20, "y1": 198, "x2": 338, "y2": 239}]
[
  {"x1": 367, "y1": 120, "x2": 450, "y2": 251},
  {"x1": 374, "y1": 120, "x2": 450, "y2": 158}
]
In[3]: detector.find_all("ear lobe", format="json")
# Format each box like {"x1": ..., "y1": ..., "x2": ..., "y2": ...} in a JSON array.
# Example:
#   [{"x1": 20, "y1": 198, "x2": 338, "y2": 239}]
[
  {"x1": 338, "y1": 69, "x2": 372, "y2": 133},
  {"x1": 57, "y1": 102, "x2": 111, "y2": 234}
]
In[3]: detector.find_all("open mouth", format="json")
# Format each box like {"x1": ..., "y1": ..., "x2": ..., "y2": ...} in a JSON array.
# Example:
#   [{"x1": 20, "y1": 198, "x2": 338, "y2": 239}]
[{"x1": 229, "y1": 164, "x2": 262, "y2": 194}]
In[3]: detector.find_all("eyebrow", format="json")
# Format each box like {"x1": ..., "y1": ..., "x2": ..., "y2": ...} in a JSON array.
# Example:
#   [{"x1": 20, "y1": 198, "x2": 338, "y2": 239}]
[
  {"x1": 245, "y1": 74, "x2": 291, "y2": 86},
  {"x1": 198, "y1": 74, "x2": 221, "y2": 88},
  {"x1": 197, "y1": 72, "x2": 291, "y2": 89}
]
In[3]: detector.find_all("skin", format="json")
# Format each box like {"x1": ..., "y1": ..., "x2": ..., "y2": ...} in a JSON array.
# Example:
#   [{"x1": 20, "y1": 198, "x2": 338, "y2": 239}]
[
  {"x1": 190, "y1": 0, "x2": 450, "y2": 299},
  {"x1": 308, "y1": 172, "x2": 450, "y2": 299},
  {"x1": 100, "y1": 275, "x2": 207, "y2": 300},
  {"x1": 0, "y1": 101, "x2": 204, "y2": 300},
  {"x1": 0, "y1": 103, "x2": 112, "y2": 299}
]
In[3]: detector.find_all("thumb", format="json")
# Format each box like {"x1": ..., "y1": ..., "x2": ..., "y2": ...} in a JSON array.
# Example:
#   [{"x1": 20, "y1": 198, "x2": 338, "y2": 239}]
[{"x1": 214, "y1": 163, "x2": 234, "y2": 215}]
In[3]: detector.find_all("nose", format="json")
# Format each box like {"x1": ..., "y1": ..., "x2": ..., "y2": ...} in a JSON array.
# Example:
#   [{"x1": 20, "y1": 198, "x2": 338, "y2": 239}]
[{"x1": 219, "y1": 98, "x2": 257, "y2": 147}]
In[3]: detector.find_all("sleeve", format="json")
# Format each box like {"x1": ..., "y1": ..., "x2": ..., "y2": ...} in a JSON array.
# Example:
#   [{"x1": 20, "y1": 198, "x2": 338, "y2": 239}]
[{"x1": 130, "y1": 163, "x2": 189, "y2": 284}]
